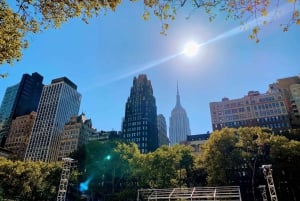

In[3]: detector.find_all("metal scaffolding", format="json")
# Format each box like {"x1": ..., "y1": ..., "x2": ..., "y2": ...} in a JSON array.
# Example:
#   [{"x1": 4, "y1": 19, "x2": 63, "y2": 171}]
[
  {"x1": 261, "y1": 165, "x2": 278, "y2": 201},
  {"x1": 57, "y1": 158, "x2": 76, "y2": 201},
  {"x1": 137, "y1": 186, "x2": 242, "y2": 201},
  {"x1": 258, "y1": 185, "x2": 268, "y2": 201}
]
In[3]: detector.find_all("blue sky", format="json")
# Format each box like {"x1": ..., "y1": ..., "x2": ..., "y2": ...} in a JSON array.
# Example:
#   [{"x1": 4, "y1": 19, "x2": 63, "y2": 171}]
[{"x1": 0, "y1": 1, "x2": 299, "y2": 135}]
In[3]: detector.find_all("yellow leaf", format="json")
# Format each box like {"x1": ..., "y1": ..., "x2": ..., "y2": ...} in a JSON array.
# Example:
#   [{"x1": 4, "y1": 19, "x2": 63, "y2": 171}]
[
  {"x1": 164, "y1": 23, "x2": 169, "y2": 30},
  {"x1": 296, "y1": 19, "x2": 300, "y2": 24},
  {"x1": 288, "y1": 0, "x2": 295, "y2": 3},
  {"x1": 261, "y1": 8, "x2": 267, "y2": 16},
  {"x1": 252, "y1": 26, "x2": 259, "y2": 34},
  {"x1": 142, "y1": 11, "x2": 150, "y2": 20}
]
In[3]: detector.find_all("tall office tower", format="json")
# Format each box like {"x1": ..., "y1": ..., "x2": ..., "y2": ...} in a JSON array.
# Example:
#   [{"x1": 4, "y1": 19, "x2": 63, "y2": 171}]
[
  {"x1": 269, "y1": 75, "x2": 300, "y2": 128},
  {"x1": 24, "y1": 77, "x2": 81, "y2": 162},
  {"x1": 5, "y1": 112, "x2": 36, "y2": 160},
  {"x1": 169, "y1": 85, "x2": 191, "y2": 145},
  {"x1": 122, "y1": 74, "x2": 158, "y2": 153},
  {"x1": 210, "y1": 91, "x2": 291, "y2": 133},
  {"x1": 157, "y1": 114, "x2": 169, "y2": 146},
  {"x1": 0, "y1": 73, "x2": 44, "y2": 147},
  {"x1": 58, "y1": 114, "x2": 96, "y2": 161}
]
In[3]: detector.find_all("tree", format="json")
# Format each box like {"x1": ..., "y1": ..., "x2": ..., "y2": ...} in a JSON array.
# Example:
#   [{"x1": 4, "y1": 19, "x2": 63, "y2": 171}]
[
  {"x1": 0, "y1": 157, "x2": 61, "y2": 200},
  {"x1": 133, "y1": 144, "x2": 195, "y2": 189},
  {"x1": 1, "y1": 0, "x2": 299, "y2": 69},
  {"x1": 235, "y1": 127, "x2": 272, "y2": 201},
  {"x1": 269, "y1": 135, "x2": 300, "y2": 201},
  {"x1": 200, "y1": 127, "x2": 300, "y2": 201},
  {"x1": 71, "y1": 140, "x2": 140, "y2": 200},
  {"x1": 201, "y1": 127, "x2": 242, "y2": 186}
]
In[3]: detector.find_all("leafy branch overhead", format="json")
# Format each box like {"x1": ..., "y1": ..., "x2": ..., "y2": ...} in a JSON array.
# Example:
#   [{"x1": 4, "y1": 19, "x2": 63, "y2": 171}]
[{"x1": 0, "y1": 0, "x2": 300, "y2": 65}]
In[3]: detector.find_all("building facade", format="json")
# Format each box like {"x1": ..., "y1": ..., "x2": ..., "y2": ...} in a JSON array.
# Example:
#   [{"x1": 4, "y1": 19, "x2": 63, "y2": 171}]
[
  {"x1": 210, "y1": 91, "x2": 291, "y2": 133},
  {"x1": 122, "y1": 74, "x2": 158, "y2": 153},
  {"x1": 157, "y1": 114, "x2": 169, "y2": 146},
  {"x1": 0, "y1": 72, "x2": 44, "y2": 147},
  {"x1": 89, "y1": 130, "x2": 121, "y2": 142},
  {"x1": 4, "y1": 111, "x2": 36, "y2": 160},
  {"x1": 24, "y1": 77, "x2": 81, "y2": 162},
  {"x1": 0, "y1": 84, "x2": 20, "y2": 147},
  {"x1": 58, "y1": 114, "x2": 96, "y2": 161},
  {"x1": 269, "y1": 75, "x2": 300, "y2": 128},
  {"x1": 169, "y1": 85, "x2": 191, "y2": 145},
  {"x1": 180, "y1": 133, "x2": 210, "y2": 153}
]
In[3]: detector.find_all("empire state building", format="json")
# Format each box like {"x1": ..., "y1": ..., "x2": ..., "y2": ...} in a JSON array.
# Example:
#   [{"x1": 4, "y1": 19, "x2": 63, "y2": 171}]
[{"x1": 169, "y1": 84, "x2": 191, "y2": 145}]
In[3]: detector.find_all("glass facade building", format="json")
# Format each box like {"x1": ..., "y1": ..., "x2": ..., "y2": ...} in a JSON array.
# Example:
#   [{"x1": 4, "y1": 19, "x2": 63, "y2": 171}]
[
  {"x1": 24, "y1": 77, "x2": 81, "y2": 162},
  {"x1": 0, "y1": 72, "x2": 44, "y2": 147},
  {"x1": 0, "y1": 84, "x2": 19, "y2": 146}
]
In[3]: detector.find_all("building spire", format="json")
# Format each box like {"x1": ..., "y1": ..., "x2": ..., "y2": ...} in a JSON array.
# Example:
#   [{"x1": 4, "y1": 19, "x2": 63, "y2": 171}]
[{"x1": 176, "y1": 81, "x2": 181, "y2": 107}]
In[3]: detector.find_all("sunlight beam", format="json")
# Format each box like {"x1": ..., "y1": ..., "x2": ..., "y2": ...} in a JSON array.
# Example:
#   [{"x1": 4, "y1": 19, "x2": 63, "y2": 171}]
[{"x1": 85, "y1": 3, "x2": 292, "y2": 91}]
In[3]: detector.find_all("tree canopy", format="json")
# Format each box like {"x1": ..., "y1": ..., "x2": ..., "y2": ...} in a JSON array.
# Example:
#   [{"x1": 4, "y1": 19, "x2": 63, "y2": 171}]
[
  {"x1": 0, "y1": 0, "x2": 299, "y2": 68},
  {"x1": 200, "y1": 127, "x2": 300, "y2": 201},
  {"x1": 0, "y1": 157, "x2": 61, "y2": 201},
  {"x1": 1, "y1": 128, "x2": 300, "y2": 200}
]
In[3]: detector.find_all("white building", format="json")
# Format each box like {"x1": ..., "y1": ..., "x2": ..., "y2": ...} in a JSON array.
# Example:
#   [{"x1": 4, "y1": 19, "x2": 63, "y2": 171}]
[{"x1": 24, "y1": 77, "x2": 81, "y2": 162}]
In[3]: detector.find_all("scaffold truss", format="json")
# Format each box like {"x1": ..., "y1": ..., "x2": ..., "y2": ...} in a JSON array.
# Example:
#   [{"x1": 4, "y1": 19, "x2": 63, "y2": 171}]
[
  {"x1": 258, "y1": 185, "x2": 268, "y2": 201},
  {"x1": 261, "y1": 165, "x2": 278, "y2": 201},
  {"x1": 137, "y1": 186, "x2": 242, "y2": 201},
  {"x1": 57, "y1": 157, "x2": 76, "y2": 201}
]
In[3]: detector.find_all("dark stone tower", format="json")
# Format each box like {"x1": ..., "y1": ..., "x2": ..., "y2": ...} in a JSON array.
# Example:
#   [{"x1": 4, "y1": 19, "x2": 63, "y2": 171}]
[{"x1": 122, "y1": 74, "x2": 158, "y2": 153}]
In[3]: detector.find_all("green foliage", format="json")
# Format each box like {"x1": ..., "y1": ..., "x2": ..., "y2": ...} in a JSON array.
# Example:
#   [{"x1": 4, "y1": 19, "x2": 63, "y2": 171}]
[
  {"x1": 71, "y1": 140, "x2": 138, "y2": 200},
  {"x1": 133, "y1": 144, "x2": 196, "y2": 189},
  {"x1": 269, "y1": 135, "x2": 300, "y2": 201},
  {"x1": 0, "y1": 131, "x2": 298, "y2": 200},
  {"x1": 201, "y1": 127, "x2": 241, "y2": 186},
  {"x1": 0, "y1": 157, "x2": 61, "y2": 201},
  {"x1": 200, "y1": 127, "x2": 300, "y2": 201}
]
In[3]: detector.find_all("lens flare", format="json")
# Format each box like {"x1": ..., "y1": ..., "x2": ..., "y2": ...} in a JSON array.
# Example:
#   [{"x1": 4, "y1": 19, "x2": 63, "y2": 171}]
[{"x1": 79, "y1": 178, "x2": 92, "y2": 192}]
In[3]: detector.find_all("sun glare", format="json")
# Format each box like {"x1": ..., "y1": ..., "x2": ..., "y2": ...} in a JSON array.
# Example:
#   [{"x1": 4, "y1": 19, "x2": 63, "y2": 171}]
[{"x1": 183, "y1": 41, "x2": 199, "y2": 57}]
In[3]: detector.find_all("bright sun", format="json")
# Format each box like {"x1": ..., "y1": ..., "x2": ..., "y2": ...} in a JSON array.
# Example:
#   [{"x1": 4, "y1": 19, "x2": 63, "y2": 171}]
[{"x1": 183, "y1": 41, "x2": 199, "y2": 57}]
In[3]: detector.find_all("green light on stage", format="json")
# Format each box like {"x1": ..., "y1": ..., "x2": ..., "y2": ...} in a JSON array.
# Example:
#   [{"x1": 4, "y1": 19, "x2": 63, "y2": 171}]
[{"x1": 105, "y1": 155, "x2": 111, "y2": 160}]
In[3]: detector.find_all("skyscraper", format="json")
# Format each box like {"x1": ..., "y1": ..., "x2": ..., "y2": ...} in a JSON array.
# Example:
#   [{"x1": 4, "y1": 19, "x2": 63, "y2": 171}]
[
  {"x1": 0, "y1": 72, "x2": 44, "y2": 147},
  {"x1": 24, "y1": 77, "x2": 81, "y2": 162},
  {"x1": 169, "y1": 84, "x2": 191, "y2": 145},
  {"x1": 122, "y1": 74, "x2": 158, "y2": 153}
]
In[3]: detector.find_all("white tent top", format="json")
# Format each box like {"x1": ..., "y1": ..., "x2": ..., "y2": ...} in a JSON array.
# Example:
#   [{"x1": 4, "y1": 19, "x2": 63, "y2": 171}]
[{"x1": 137, "y1": 186, "x2": 242, "y2": 201}]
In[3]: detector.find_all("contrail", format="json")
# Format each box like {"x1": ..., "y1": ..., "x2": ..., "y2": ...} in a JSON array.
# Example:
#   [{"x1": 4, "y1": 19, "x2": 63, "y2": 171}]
[
  {"x1": 85, "y1": 3, "x2": 292, "y2": 91},
  {"x1": 108, "y1": 52, "x2": 182, "y2": 83}
]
